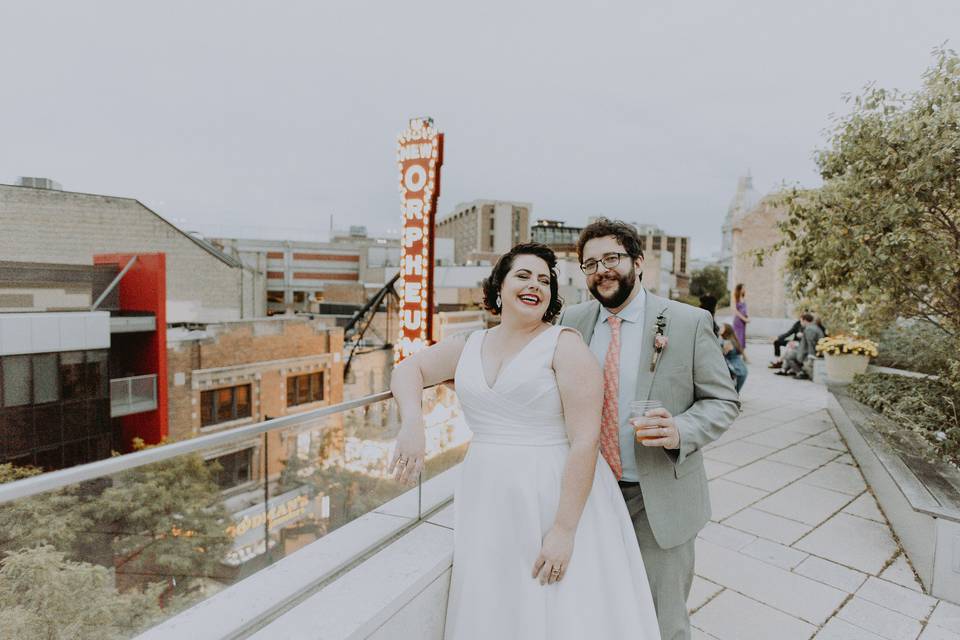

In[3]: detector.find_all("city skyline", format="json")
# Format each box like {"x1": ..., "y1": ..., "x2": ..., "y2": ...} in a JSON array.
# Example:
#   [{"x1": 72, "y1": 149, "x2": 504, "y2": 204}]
[{"x1": 2, "y1": 1, "x2": 957, "y2": 258}]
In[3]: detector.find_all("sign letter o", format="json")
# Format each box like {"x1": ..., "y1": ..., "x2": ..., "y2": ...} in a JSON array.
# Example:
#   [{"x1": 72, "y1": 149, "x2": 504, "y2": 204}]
[{"x1": 403, "y1": 165, "x2": 427, "y2": 193}]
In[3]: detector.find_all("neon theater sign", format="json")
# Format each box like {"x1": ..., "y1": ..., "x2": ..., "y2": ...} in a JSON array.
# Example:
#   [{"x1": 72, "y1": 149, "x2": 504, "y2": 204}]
[{"x1": 395, "y1": 117, "x2": 444, "y2": 362}]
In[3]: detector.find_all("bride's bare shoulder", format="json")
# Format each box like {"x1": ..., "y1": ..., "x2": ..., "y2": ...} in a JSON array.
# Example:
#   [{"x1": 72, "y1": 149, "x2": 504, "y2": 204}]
[{"x1": 552, "y1": 326, "x2": 597, "y2": 371}]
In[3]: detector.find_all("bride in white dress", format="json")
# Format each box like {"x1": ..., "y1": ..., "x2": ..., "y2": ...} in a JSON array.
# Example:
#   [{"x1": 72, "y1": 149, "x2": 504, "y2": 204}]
[{"x1": 390, "y1": 243, "x2": 661, "y2": 640}]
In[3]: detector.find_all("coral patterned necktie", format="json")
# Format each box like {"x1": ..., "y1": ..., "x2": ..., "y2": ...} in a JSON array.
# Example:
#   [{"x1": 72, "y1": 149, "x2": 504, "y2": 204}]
[{"x1": 600, "y1": 316, "x2": 623, "y2": 479}]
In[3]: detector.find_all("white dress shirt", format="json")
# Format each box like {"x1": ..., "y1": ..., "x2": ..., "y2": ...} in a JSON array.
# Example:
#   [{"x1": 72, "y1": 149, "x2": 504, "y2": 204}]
[{"x1": 588, "y1": 286, "x2": 646, "y2": 482}]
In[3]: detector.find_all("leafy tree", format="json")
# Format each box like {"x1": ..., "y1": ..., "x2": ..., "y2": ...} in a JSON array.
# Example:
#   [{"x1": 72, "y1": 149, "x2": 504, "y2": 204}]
[
  {"x1": 0, "y1": 464, "x2": 94, "y2": 558},
  {"x1": 773, "y1": 47, "x2": 960, "y2": 343},
  {"x1": 688, "y1": 265, "x2": 730, "y2": 306},
  {"x1": 0, "y1": 546, "x2": 165, "y2": 640},
  {"x1": 93, "y1": 442, "x2": 232, "y2": 593},
  {"x1": 0, "y1": 443, "x2": 233, "y2": 637}
]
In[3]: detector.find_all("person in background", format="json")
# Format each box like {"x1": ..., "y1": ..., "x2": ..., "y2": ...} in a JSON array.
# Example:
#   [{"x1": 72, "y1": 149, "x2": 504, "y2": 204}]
[
  {"x1": 769, "y1": 317, "x2": 803, "y2": 369},
  {"x1": 777, "y1": 312, "x2": 825, "y2": 379},
  {"x1": 698, "y1": 294, "x2": 719, "y2": 337},
  {"x1": 732, "y1": 284, "x2": 749, "y2": 361},
  {"x1": 720, "y1": 323, "x2": 748, "y2": 392}
]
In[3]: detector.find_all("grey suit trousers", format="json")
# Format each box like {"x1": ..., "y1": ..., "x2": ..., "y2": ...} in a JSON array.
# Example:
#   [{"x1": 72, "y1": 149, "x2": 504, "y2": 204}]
[{"x1": 621, "y1": 484, "x2": 695, "y2": 640}]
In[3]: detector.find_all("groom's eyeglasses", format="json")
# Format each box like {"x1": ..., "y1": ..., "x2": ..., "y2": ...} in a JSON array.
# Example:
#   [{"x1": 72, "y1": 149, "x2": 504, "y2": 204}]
[{"x1": 580, "y1": 252, "x2": 632, "y2": 275}]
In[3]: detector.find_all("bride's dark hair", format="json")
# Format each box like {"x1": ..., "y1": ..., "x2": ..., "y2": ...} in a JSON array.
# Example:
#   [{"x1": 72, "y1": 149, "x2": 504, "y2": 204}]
[{"x1": 481, "y1": 243, "x2": 564, "y2": 323}]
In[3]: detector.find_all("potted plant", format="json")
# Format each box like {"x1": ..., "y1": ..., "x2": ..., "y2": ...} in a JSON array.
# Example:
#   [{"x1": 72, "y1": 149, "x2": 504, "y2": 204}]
[{"x1": 816, "y1": 335, "x2": 879, "y2": 383}]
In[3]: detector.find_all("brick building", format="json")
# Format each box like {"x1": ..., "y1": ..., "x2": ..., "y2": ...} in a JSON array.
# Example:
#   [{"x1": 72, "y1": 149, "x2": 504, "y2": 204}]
[
  {"x1": 167, "y1": 317, "x2": 344, "y2": 488},
  {"x1": 728, "y1": 195, "x2": 794, "y2": 333},
  {"x1": 0, "y1": 181, "x2": 265, "y2": 323}
]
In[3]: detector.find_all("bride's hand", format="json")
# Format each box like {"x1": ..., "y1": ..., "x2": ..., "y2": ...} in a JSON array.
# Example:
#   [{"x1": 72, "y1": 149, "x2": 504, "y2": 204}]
[
  {"x1": 531, "y1": 525, "x2": 574, "y2": 586},
  {"x1": 389, "y1": 421, "x2": 426, "y2": 485}
]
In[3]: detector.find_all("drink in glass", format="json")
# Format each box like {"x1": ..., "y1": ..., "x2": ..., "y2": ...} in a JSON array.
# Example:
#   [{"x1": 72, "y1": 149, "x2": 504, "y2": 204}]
[{"x1": 630, "y1": 400, "x2": 664, "y2": 442}]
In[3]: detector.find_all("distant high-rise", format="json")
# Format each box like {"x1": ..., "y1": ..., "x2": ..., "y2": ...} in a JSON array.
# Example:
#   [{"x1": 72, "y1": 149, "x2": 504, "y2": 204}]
[{"x1": 436, "y1": 200, "x2": 531, "y2": 264}]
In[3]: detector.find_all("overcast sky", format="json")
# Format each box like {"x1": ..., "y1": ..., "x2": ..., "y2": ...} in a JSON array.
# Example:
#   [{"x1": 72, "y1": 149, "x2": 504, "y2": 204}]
[{"x1": 1, "y1": 1, "x2": 957, "y2": 258}]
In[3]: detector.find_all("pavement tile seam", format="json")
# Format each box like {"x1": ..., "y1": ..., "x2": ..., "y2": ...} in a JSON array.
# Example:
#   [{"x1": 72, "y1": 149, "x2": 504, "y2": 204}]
[
  {"x1": 751, "y1": 486, "x2": 858, "y2": 530},
  {"x1": 688, "y1": 583, "x2": 726, "y2": 616},
  {"x1": 709, "y1": 585, "x2": 830, "y2": 631}
]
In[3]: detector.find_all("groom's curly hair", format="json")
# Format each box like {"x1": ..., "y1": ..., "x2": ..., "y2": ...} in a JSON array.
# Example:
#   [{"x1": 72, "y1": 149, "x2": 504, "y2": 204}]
[
  {"x1": 481, "y1": 243, "x2": 564, "y2": 323},
  {"x1": 576, "y1": 218, "x2": 644, "y2": 263}
]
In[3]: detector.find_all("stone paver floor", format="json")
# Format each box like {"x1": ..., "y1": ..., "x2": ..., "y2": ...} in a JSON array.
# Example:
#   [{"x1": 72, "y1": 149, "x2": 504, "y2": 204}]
[{"x1": 688, "y1": 344, "x2": 960, "y2": 640}]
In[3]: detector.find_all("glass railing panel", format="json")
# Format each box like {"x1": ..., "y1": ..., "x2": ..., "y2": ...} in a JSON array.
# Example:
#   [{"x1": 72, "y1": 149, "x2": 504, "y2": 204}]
[
  {"x1": 0, "y1": 390, "x2": 437, "y2": 640},
  {"x1": 418, "y1": 383, "x2": 470, "y2": 516},
  {"x1": 129, "y1": 375, "x2": 157, "y2": 406},
  {"x1": 110, "y1": 377, "x2": 131, "y2": 407}
]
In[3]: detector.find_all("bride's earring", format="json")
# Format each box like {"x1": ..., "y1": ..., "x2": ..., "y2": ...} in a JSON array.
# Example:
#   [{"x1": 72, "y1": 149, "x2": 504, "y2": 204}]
[{"x1": 495, "y1": 294, "x2": 501, "y2": 309}]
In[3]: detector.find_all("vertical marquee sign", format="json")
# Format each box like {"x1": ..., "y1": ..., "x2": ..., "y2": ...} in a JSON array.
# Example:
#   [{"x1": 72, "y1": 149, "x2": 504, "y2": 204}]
[{"x1": 395, "y1": 117, "x2": 444, "y2": 362}]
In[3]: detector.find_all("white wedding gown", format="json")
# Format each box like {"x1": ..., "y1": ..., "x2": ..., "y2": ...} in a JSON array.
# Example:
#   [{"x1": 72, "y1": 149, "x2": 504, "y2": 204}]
[{"x1": 444, "y1": 325, "x2": 661, "y2": 639}]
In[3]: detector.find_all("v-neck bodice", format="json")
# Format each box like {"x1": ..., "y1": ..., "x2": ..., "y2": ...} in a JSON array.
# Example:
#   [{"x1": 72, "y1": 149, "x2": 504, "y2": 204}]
[{"x1": 454, "y1": 325, "x2": 571, "y2": 446}]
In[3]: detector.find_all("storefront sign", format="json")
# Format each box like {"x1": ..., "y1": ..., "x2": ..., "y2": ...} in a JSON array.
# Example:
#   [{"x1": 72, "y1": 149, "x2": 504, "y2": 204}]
[
  {"x1": 223, "y1": 485, "x2": 315, "y2": 566},
  {"x1": 395, "y1": 117, "x2": 444, "y2": 361}
]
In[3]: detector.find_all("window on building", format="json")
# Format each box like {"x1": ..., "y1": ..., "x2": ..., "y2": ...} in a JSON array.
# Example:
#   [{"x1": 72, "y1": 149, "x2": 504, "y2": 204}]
[
  {"x1": 1, "y1": 351, "x2": 111, "y2": 470},
  {"x1": 201, "y1": 384, "x2": 253, "y2": 426},
  {"x1": 211, "y1": 448, "x2": 254, "y2": 490},
  {"x1": 33, "y1": 354, "x2": 59, "y2": 404},
  {"x1": 293, "y1": 291, "x2": 306, "y2": 303},
  {"x1": 267, "y1": 290, "x2": 284, "y2": 304},
  {"x1": 286, "y1": 372, "x2": 324, "y2": 407},
  {"x1": 84, "y1": 351, "x2": 108, "y2": 399},
  {"x1": 667, "y1": 237, "x2": 676, "y2": 252},
  {"x1": 652, "y1": 236, "x2": 662, "y2": 250},
  {"x1": 2, "y1": 356, "x2": 31, "y2": 407},
  {"x1": 59, "y1": 352, "x2": 85, "y2": 401}
]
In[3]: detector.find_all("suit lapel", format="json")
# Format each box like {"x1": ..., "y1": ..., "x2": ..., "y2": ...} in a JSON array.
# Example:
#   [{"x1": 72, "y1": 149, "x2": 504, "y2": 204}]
[{"x1": 636, "y1": 292, "x2": 670, "y2": 402}]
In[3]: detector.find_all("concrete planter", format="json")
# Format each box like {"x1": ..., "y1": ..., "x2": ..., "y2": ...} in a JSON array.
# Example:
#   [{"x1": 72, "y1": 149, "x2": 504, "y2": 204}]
[
  {"x1": 828, "y1": 386, "x2": 960, "y2": 605},
  {"x1": 824, "y1": 353, "x2": 870, "y2": 383}
]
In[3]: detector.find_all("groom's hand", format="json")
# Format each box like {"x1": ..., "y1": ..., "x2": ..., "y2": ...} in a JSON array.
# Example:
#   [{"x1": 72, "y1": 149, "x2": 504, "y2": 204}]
[{"x1": 632, "y1": 408, "x2": 680, "y2": 449}]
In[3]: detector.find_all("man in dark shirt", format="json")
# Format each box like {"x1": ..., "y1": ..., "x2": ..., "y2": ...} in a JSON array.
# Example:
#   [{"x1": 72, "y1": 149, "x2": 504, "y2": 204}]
[{"x1": 769, "y1": 318, "x2": 802, "y2": 368}]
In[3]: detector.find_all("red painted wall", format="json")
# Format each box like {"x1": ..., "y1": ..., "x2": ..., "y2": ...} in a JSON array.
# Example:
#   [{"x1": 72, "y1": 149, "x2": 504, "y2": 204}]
[{"x1": 94, "y1": 253, "x2": 168, "y2": 449}]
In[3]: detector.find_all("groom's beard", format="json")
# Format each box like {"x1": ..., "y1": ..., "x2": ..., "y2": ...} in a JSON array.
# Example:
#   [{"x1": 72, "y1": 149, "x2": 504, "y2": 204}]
[{"x1": 589, "y1": 267, "x2": 640, "y2": 309}]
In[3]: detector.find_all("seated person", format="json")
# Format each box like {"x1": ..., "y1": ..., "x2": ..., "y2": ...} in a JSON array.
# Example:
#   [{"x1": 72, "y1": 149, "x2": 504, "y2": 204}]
[
  {"x1": 778, "y1": 312, "x2": 825, "y2": 379},
  {"x1": 720, "y1": 323, "x2": 748, "y2": 392},
  {"x1": 770, "y1": 317, "x2": 803, "y2": 368}
]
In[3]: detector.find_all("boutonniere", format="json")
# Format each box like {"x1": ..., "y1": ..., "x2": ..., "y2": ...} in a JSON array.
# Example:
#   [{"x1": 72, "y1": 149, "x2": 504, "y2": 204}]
[{"x1": 650, "y1": 313, "x2": 668, "y2": 372}]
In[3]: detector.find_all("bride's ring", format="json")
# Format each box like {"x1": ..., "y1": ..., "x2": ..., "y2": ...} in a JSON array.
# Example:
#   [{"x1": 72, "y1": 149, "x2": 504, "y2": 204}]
[
  {"x1": 550, "y1": 567, "x2": 561, "y2": 577},
  {"x1": 397, "y1": 458, "x2": 408, "y2": 467}
]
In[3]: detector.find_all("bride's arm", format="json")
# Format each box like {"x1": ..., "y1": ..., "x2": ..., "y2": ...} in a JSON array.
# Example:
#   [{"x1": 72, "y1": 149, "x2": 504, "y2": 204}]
[
  {"x1": 532, "y1": 329, "x2": 603, "y2": 585},
  {"x1": 389, "y1": 333, "x2": 469, "y2": 484}
]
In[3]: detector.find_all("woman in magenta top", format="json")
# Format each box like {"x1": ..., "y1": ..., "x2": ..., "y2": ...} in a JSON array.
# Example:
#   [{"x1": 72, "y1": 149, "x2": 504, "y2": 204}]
[{"x1": 732, "y1": 283, "x2": 749, "y2": 359}]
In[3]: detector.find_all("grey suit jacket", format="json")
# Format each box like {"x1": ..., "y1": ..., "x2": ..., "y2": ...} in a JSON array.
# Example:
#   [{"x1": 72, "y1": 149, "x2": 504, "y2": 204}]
[{"x1": 558, "y1": 291, "x2": 740, "y2": 548}]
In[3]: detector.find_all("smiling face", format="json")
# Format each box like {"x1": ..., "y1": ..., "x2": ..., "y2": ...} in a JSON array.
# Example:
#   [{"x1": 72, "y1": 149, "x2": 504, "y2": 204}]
[
  {"x1": 581, "y1": 236, "x2": 644, "y2": 310},
  {"x1": 499, "y1": 253, "x2": 553, "y2": 321}
]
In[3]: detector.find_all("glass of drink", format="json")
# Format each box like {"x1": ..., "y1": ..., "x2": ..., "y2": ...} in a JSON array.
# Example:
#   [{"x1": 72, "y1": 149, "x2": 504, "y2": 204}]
[{"x1": 630, "y1": 400, "x2": 664, "y2": 442}]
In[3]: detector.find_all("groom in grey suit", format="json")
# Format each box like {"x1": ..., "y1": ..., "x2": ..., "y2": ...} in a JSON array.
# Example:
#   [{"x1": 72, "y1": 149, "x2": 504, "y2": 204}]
[{"x1": 558, "y1": 219, "x2": 740, "y2": 640}]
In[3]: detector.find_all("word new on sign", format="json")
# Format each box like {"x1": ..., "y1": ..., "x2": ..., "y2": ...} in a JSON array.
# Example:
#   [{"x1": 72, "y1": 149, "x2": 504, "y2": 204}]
[{"x1": 396, "y1": 117, "x2": 444, "y2": 362}]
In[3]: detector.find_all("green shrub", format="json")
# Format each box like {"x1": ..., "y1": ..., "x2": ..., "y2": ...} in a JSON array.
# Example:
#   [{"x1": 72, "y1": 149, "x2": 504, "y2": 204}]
[
  {"x1": 873, "y1": 322, "x2": 955, "y2": 376},
  {"x1": 849, "y1": 372, "x2": 960, "y2": 467}
]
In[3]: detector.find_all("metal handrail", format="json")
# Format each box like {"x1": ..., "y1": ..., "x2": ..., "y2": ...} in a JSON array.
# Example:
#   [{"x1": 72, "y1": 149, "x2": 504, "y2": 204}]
[{"x1": 0, "y1": 389, "x2": 396, "y2": 505}]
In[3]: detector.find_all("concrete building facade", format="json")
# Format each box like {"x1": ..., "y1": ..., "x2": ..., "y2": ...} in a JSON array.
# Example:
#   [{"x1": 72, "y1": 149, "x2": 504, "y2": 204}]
[
  {"x1": 721, "y1": 174, "x2": 761, "y2": 290},
  {"x1": 436, "y1": 200, "x2": 531, "y2": 265},
  {"x1": 726, "y1": 195, "x2": 794, "y2": 336},
  {"x1": 0, "y1": 183, "x2": 264, "y2": 323}
]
